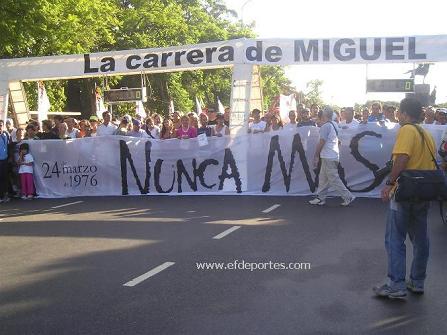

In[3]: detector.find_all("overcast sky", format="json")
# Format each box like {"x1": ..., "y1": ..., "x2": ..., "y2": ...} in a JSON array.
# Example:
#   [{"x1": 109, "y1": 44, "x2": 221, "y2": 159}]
[{"x1": 225, "y1": 0, "x2": 447, "y2": 105}]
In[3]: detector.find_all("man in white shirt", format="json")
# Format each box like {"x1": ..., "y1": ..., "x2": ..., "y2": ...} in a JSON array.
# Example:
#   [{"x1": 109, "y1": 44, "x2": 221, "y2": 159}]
[
  {"x1": 96, "y1": 111, "x2": 117, "y2": 136},
  {"x1": 284, "y1": 110, "x2": 298, "y2": 130},
  {"x1": 248, "y1": 109, "x2": 266, "y2": 134},
  {"x1": 127, "y1": 119, "x2": 150, "y2": 138},
  {"x1": 309, "y1": 106, "x2": 355, "y2": 206},
  {"x1": 5, "y1": 119, "x2": 17, "y2": 142},
  {"x1": 423, "y1": 106, "x2": 435, "y2": 124},
  {"x1": 339, "y1": 107, "x2": 359, "y2": 130}
]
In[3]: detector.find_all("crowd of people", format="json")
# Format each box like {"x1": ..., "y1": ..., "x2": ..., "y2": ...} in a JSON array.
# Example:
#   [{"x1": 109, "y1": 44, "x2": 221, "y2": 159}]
[
  {"x1": 4, "y1": 107, "x2": 232, "y2": 143},
  {"x1": 1, "y1": 100, "x2": 447, "y2": 203},
  {"x1": 248, "y1": 102, "x2": 447, "y2": 134}
]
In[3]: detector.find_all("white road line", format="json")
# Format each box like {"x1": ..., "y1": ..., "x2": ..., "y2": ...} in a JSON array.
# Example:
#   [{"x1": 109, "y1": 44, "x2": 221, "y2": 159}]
[
  {"x1": 213, "y1": 226, "x2": 241, "y2": 239},
  {"x1": 262, "y1": 204, "x2": 281, "y2": 213},
  {"x1": 51, "y1": 201, "x2": 83, "y2": 209},
  {"x1": 123, "y1": 262, "x2": 175, "y2": 287}
]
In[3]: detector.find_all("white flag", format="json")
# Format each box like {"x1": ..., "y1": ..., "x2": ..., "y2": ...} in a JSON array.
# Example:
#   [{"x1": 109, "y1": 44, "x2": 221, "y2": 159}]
[
  {"x1": 217, "y1": 97, "x2": 225, "y2": 114},
  {"x1": 195, "y1": 97, "x2": 202, "y2": 115},
  {"x1": 96, "y1": 94, "x2": 107, "y2": 119},
  {"x1": 37, "y1": 82, "x2": 50, "y2": 122},
  {"x1": 135, "y1": 101, "x2": 146, "y2": 119},
  {"x1": 279, "y1": 94, "x2": 297, "y2": 122},
  {"x1": 169, "y1": 100, "x2": 175, "y2": 114}
]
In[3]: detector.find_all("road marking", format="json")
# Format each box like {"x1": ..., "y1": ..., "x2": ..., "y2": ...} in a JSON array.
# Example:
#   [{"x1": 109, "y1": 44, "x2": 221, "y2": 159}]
[
  {"x1": 262, "y1": 204, "x2": 281, "y2": 213},
  {"x1": 213, "y1": 226, "x2": 241, "y2": 239},
  {"x1": 123, "y1": 262, "x2": 175, "y2": 287},
  {"x1": 51, "y1": 201, "x2": 83, "y2": 209}
]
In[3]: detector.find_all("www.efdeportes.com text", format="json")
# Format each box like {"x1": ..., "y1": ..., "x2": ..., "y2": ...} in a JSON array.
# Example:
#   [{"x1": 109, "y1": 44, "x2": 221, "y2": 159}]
[{"x1": 195, "y1": 260, "x2": 311, "y2": 272}]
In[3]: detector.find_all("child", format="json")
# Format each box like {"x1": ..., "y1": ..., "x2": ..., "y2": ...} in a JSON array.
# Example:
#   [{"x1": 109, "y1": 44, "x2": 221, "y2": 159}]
[{"x1": 17, "y1": 143, "x2": 35, "y2": 200}]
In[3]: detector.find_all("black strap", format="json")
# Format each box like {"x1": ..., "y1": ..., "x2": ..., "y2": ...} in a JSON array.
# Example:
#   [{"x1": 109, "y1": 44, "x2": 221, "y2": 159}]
[
  {"x1": 325, "y1": 121, "x2": 339, "y2": 137},
  {"x1": 406, "y1": 124, "x2": 439, "y2": 169},
  {"x1": 404, "y1": 124, "x2": 446, "y2": 224}
]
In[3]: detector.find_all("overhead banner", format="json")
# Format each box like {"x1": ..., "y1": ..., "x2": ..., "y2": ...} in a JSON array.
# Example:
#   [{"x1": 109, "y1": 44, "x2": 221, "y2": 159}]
[
  {"x1": 3, "y1": 35, "x2": 447, "y2": 81},
  {"x1": 30, "y1": 124, "x2": 446, "y2": 198}
]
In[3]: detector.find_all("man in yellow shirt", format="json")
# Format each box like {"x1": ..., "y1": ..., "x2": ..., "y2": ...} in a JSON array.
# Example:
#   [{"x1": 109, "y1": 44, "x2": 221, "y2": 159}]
[{"x1": 374, "y1": 98, "x2": 435, "y2": 299}]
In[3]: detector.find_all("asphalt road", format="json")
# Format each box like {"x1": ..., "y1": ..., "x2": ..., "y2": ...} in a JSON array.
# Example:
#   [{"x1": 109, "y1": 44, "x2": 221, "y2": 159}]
[{"x1": 1, "y1": 196, "x2": 447, "y2": 335}]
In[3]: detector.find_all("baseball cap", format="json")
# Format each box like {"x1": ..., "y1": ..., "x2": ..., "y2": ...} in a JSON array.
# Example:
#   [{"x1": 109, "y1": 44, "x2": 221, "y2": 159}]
[{"x1": 89, "y1": 115, "x2": 99, "y2": 122}]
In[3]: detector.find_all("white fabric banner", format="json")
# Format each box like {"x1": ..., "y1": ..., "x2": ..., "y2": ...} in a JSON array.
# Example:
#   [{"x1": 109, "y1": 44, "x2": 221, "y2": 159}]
[
  {"x1": 279, "y1": 94, "x2": 297, "y2": 121},
  {"x1": 37, "y1": 82, "x2": 50, "y2": 122},
  {"x1": 135, "y1": 100, "x2": 146, "y2": 119},
  {"x1": 95, "y1": 93, "x2": 107, "y2": 118},
  {"x1": 29, "y1": 124, "x2": 446, "y2": 198}
]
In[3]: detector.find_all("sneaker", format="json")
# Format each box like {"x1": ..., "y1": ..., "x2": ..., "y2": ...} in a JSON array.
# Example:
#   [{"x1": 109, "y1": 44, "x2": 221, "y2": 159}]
[
  {"x1": 309, "y1": 197, "x2": 326, "y2": 206},
  {"x1": 373, "y1": 283, "x2": 407, "y2": 299},
  {"x1": 26, "y1": 195, "x2": 34, "y2": 200},
  {"x1": 406, "y1": 280, "x2": 424, "y2": 294},
  {"x1": 341, "y1": 196, "x2": 355, "y2": 206},
  {"x1": 21, "y1": 195, "x2": 27, "y2": 200},
  {"x1": 1, "y1": 197, "x2": 10, "y2": 203}
]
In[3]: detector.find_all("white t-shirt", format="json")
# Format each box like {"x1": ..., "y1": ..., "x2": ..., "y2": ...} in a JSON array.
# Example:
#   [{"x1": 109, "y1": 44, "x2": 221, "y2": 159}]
[
  {"x1": 338, "y1": 119, "x2": 359, "y2": 129},
  {"x1": 146, "y1": 126, "x2": 160, "y2": 139},
  {"x1": 96, "y1": 123, "x2": 118, "y2": 136},
  {"x1": 9, "y1": 128, "x2": 17, "y2": 142},
  {"x1": 283, "y1": 123, "x2": 297, "y2": 131},
  {"x1": 66, "y1": 128, "x2": 79, "y2": 139},
  {"x1": 319, "y1": 121, "x2": 339, "y2": 160},
  {"x1": 213, "y1": 125, "x2": 229, "y2": 136},
  {"x1": 128, "y1": 129, "x2": 150, "y2": 138},
  {"x1": 19, "y1": 153, "x2": 34, "y2": 174},
  {"x1": 249, "y1": 120, "x2": 266, "y2": 133}
]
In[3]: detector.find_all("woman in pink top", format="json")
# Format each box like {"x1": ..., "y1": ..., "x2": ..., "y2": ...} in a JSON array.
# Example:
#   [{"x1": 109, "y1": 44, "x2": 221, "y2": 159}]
[{"x1": 176, "y1": 115, "x2": 197, "y2": 139}]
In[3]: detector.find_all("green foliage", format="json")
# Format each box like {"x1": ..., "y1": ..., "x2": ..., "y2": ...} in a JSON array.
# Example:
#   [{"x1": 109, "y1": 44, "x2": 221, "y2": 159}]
[
  {"x1": 23, "y1": 81, "x2": 67, "y2": 113},
  {"x1": 2, "y1": 0, "x2": 290, "y2": 116},
  {"x1": 261, "y1": 66, "x2": 294, "y2": 110},
  {"x1": 304, "y1": 80, "x2": 324, "y2": 107}
]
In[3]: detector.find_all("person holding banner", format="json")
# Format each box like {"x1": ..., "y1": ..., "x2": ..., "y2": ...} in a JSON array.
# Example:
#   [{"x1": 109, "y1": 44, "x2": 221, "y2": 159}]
[
  {"x1": 88, "y1": 116, "x2": 99, "y2": 136},
  {"x1": 309, "y1": 106, "x2": 355, "y2": 207},
  {"x1": 171, "y1": 112, "x2": 181, "y2": 130},
  {"x1": 339, "y1": 107, "x2": 359, "y2": 129},
  {"x1": 212, "y1": 113, "x2": 230, "y2": 137},
  {"x1": 297, "y1": 108, "x2": 316, "y2": 127},
  {"x1": 143, "y1": 117, "x2": 160, "y2": 139},
  {"x1": 97, "y1": 112, "x2": 117, "y2": 136},
  {"x1": 176, "y1": 115, "x2": 197, "y2": 139},
  {"x1": 37, "y1": 120, "x2": 59, "y2": 140},
  {"x1": 128, "y1": 119, "x2": 150, "y2": 138},
  {"x1": 197, "y1": 113, "x2": 212, "y2": 137},
  {"x1": 368, "y1": 102, "x2": 385, "y2": 122},
  {"x1": 284, "y1": 110, "x2": 297, "y2": 130},
  {"x1": 248, "y1": 109, "x2": 266, "y2": 134},
  {"x1": 160, "y1": 118, "x2": 175, "y2": 140}
]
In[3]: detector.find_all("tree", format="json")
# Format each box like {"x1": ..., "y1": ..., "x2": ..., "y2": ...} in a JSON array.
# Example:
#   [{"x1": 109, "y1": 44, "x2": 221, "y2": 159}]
[
  {"x1": 261, "y1": 66, "x2": 294, "y2": 110},
  {"x1": 3, "y1": 0, "x2": 291, "y2": 118},
  {"x1": 304, "y1": 80, "x2": 324, "y2": 107}
]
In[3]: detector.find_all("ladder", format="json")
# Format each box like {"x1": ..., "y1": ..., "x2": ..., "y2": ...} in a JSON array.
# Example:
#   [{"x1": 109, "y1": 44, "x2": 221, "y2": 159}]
[{"x1": 9, "y1": 81, "x2": 30, "y2": 128}]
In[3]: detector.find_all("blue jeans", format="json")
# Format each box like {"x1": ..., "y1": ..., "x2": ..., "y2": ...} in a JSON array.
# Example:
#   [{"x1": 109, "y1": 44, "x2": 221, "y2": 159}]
[{"x1": 385, "y1": 200, "x2": 430, "y2": 290}]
